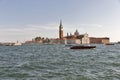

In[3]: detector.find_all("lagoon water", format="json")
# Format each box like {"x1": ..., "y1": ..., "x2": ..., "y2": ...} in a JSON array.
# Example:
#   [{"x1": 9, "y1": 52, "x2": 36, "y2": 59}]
[{"x1": 0, "y1": 44, "x2": 120, "y2": 80}]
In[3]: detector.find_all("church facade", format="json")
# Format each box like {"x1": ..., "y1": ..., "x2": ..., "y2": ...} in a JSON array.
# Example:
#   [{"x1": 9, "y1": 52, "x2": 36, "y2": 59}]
[
  {"x1": 59, "y1": 21, "x2": 90, "y2": 44},
  {"x1": 64, "y1": 30, "x2": 90, "y2": 44}
]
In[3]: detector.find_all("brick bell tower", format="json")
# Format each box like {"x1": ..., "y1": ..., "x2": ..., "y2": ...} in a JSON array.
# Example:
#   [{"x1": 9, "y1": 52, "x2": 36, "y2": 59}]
[{"x1": 59, "y1": 20, "x2": 64, "y2": 39}]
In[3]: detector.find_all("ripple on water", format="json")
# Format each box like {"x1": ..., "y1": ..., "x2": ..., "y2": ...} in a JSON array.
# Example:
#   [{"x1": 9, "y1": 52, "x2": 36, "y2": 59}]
[{"x1": 0, "y1": 44, "x2": 120, "y2": 80}]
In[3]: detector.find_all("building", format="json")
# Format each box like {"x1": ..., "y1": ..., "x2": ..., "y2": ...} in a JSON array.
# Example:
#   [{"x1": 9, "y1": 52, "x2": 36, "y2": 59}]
[
  {"x1": 65, "y1": 31, "x2": 90, "y2": 44},
  {"x1": 89, "y1": 37, "x2": 110, "y2": 44},
  {"x1": 49, "y1": 38, "x2": 65, "y2": 44},
  {"x1": 58, "y1": 20, "x2": 90, "y2": 44},
  {"x1": 56, "y1": 20, "x2": 90, "y2": 44},
  {"x1": 49, "y1": 20, "x2": 110, "y2": 44}
]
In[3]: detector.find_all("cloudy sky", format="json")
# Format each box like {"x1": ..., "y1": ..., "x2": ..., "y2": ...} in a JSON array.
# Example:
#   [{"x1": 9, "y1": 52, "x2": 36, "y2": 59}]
[{"x1": 0, "y1": 0, "x2": 120, "y2": 42}]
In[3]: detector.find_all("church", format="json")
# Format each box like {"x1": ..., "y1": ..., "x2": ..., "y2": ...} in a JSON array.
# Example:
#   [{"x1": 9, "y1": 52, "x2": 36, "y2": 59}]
[
  {"x1": 59, "y1": 21, "x2": 90, "y2": 44},
  {"x1": 49, "y1": 20, "x2": 109, "y2": 44}
]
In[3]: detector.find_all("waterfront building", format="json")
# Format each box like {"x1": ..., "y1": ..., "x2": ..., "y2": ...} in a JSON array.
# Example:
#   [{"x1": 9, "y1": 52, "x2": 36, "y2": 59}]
[
  {"x1": 89, "y1": 37, "x2": 110, "y2": 44},
  {"x1": 49, "y1": 38, "x2": 65, "y2": 44},
  {"x1": 49, "y1": 20, "x2": 110, "y2": 44}
]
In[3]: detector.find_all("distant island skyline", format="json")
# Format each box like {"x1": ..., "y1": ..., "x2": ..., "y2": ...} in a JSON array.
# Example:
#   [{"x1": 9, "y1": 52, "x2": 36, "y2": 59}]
[{"x1": 0, "y1": 0, "x2": 120, "y2": 42}]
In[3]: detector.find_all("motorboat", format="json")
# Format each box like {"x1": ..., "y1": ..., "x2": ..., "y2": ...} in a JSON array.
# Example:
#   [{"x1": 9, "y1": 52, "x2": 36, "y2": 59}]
[
  {"x1": 70, "y1": 45, "x2": 96, "y2": 49},
  {"x1": 105, "y1": 43, "x2": 114, "y2": 45}
]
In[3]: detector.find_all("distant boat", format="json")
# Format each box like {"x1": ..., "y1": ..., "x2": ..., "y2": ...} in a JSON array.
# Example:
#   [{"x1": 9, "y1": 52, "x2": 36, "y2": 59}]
[
  {"x1": 4, "y1": 43, "x2": 14, "y2": 46},
  {"x1": 70, "y1": 45, "x2": 96, "y2": 49},
  {"x1": 117, "y1": 42, "x2": 120, "y2": 44},
  {"x1": 14, "y1": 41, "x2": 22, "y2": 46},
  {"x1": 105, "y1": 43, "x2": 114, "y2": 45}
]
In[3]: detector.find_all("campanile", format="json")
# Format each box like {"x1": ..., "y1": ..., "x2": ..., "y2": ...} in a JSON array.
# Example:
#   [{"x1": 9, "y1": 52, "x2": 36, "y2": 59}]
[{"x1": 59, "y1": 20, "x2": 64, "y2": 39}]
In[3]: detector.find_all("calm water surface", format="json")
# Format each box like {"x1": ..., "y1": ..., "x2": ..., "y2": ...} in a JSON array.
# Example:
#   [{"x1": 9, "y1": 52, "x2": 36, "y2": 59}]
[{"x1": 0, "y1": 44, "x2": 120, "y2": 80}]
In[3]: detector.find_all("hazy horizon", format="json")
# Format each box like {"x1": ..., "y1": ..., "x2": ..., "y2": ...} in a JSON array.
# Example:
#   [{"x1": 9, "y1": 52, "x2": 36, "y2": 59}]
[{"x1": 0, "y1": 0, "x2": 120, "y2": 42}]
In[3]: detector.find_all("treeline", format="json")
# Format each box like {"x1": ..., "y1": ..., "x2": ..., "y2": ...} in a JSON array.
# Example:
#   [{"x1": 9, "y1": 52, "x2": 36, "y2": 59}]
[{"x1": 33, "y1": 36, "x2": 50, "y2": 43}]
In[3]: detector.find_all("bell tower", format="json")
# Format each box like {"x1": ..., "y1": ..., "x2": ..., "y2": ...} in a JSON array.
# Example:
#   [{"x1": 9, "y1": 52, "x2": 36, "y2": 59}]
[{"x1": 59, "y1": 20, "x2": 64, "y2": 39}]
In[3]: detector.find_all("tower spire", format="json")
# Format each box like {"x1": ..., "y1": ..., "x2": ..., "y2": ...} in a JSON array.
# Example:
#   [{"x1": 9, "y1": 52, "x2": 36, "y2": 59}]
[
  {"x1": 59, "y1": 20, "x2": 64, "y2": 39},
  {"x1": 60, "y1": 19, "x2": 62, "y2": 27}
]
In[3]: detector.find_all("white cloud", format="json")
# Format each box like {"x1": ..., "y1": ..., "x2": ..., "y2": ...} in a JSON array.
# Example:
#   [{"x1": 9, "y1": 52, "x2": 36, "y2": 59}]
[
  {"x1": 0, "y1": 23, "x2": 60, "y2": 42},
  {"x1": 0, "y1": 23, "x2": 109, "y2": 42},
  {"x1": 63, "y1": 23, "x2": 104, "y2": 34},
  {"x1": 76, "y1": 24, "x2": 103, "y2": 28}
]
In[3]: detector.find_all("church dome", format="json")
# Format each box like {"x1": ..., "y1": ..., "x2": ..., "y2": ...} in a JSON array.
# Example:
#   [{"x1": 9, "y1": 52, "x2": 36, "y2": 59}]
[{"x1": 74, "y1": 29, "x2": 79, "y2": 36}]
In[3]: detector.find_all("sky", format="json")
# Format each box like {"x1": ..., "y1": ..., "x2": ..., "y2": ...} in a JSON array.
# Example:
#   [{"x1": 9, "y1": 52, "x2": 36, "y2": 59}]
[{"x1": 0, "y1": 0, "x2": 120, "y2": 42}]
